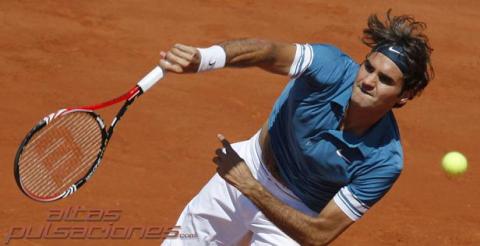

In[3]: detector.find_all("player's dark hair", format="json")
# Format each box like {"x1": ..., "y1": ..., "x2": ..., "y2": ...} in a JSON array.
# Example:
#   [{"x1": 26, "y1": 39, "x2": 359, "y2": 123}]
[{"x1": 362, "y1": 9, "x2": 434, "y2": 106}]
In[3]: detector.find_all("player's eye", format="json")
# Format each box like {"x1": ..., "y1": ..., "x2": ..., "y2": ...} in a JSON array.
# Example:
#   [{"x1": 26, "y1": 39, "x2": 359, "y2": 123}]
[
  {"x1": 364, "y1": 60, "x2": 374, "y2": 73},
  {"x1": 379, "y1": 73, "x2": 394, "y2": 85}
]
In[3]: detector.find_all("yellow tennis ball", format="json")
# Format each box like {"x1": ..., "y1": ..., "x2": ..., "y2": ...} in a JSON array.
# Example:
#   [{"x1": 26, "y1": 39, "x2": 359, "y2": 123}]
[{"x1": 442, "y1": 151, "x2": 468, "y2": 175}]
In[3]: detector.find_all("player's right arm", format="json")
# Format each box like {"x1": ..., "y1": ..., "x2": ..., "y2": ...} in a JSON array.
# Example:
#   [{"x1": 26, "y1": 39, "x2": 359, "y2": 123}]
[{"x1": 159, "y1": 39, "x2": 296, "y2": 76}]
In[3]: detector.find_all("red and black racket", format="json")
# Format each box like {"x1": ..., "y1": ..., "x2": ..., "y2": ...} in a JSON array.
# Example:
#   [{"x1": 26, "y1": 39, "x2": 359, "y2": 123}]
[{"x1": 14, "y1": 66, "x2": 164, "y2": 202}]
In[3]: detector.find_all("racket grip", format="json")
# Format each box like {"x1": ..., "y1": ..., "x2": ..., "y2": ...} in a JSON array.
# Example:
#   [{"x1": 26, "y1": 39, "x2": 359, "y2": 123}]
[{"x1": 137, "y1": 66, "x2": 165, "y2": 93}]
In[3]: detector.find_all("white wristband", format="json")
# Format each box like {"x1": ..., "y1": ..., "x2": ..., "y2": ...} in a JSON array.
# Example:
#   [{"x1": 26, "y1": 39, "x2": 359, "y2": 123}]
[{"x1": 197, "y1": 45, "x2": 226, "y2": 72}]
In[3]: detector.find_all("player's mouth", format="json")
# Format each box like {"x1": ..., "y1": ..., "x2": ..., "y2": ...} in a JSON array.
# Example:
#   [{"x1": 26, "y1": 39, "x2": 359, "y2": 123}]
[{"x1": 359, "y1": 86, "x2": 373, "y2": 97}]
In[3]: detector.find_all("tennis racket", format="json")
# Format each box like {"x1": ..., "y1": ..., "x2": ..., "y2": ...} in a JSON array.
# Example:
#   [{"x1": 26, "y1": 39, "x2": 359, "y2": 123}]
[{"x1": 14, "y1": 66, "x2": 165, "y2": 202}]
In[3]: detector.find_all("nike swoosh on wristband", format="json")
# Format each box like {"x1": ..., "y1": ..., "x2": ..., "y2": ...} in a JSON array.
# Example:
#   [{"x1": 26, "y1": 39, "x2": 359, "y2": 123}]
[
  {"x1": 336, "y1": 149, "x2": 352, "y2": 164},
  {"x1": 208, "y1": 59, "x2": 216, "y2": 66}
]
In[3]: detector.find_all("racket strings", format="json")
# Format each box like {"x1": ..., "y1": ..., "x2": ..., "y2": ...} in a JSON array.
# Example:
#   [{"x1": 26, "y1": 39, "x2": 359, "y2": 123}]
[{"x1": 18, "y1": 112, "x2": 103, "y2": 199}]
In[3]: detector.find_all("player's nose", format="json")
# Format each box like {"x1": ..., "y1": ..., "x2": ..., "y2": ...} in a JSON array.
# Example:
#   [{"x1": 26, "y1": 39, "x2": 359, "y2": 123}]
[{"x1": 361, "y1": 74, "x2": 376, "y2": 92}]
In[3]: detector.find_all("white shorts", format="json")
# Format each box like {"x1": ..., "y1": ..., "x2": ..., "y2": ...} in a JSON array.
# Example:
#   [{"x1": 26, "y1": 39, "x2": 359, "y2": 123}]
[{"x1": 162, "y1": 131, "x2": 316, "y2": 246}]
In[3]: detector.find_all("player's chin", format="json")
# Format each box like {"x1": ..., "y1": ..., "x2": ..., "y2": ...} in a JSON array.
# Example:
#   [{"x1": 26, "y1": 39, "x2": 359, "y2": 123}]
[{"x1": 352, "y1": 93, "x2": 375, "y2": 108}]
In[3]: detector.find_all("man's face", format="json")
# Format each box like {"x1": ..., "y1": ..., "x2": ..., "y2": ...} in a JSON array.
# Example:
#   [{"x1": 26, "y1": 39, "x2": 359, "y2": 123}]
[{"x1": 351, "y1": 52, "x2": 407, "y2": 112}]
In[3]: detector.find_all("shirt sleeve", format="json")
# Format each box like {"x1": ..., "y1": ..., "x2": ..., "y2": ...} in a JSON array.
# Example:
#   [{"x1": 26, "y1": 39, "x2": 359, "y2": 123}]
[
  {"x1": 288, "y1": 43, "x2": 314, "y2": 78},
  {"x1": 333, "y1": 163, "x2": 402, "y2": 221},
  {"x1": 289, "y1": 43, "x2": 352, "y2": 87}
]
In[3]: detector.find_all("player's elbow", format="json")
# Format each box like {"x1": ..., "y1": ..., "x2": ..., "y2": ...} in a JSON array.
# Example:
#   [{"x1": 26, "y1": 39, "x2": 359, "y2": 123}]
[
  {"x1": 292, "y1": 225, "x2": 330, "y2": 246},
  {"x1": 298, "y1": 219, "x2": 345, "y2": 246},
  {"x1": 254, "y1": 39, "x2": 293, "y2": 75},
  {"x1": 250, "y1": 38, "x2": 277, "y2": 63},
  {"x1": 299, "y1": 234, "x2": 330, "y2": 246},
  {"x1": 223, "y1": 38, "x2": 276, "y2": 67}
]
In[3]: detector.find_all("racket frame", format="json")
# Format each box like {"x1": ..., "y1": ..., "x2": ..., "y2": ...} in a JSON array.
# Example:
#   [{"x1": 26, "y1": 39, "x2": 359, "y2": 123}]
[
  {"x1": 14, "y1": 85, "x2": 144, "y2": 202},
  {"x1": 14, "y1": 66, "x2": 163, "y2": 202}
]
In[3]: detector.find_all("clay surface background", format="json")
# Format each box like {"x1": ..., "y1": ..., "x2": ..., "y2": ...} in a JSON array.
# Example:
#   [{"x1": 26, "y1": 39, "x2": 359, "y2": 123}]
[{"x1": 1, "y1": 1, "x2": 479, "y2": 245}]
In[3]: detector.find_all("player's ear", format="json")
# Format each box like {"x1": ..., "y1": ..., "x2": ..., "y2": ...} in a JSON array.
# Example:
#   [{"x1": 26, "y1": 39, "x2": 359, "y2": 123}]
[{"x1": 396, "y1": 89, "x2": 413, "y2": 107}]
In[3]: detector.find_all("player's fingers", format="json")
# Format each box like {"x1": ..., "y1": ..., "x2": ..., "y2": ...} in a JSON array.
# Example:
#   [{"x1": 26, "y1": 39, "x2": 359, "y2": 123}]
[
  {"x1": 174, "y1": 43, "x2": 198, "y2": 55},
  {"x1": 160, "y1": 51, "x2": 167, "y2": 59},
  {"x1": 212, "y1": 156, "x2": 221, "y2": 165},
  {"x1": 215, "y1": 148, "x2": 226, "y2": 158},
  {"x1": 165, "y1": 51, "x2": 190, "y2": 67},
  {"x1": 217, "y1": 134, "x2": 234, "y2": 151},
  {"x1": 159, "y1": 59, "x2": 183, "y2": 73},
  {"x1": 171, "y1": 47, "x2": 196, "y2": 62}
]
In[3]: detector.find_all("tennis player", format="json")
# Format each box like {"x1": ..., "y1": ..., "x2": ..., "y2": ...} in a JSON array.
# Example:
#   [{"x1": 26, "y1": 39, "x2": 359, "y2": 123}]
[{"x1": 160, "y1": 10, "x2": 433, "y2": 245}]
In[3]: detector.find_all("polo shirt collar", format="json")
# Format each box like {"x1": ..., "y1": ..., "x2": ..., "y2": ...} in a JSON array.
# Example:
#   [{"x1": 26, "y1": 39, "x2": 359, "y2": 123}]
[
  {"x1": 330, "y1": 84, "x2": 352, "y2": 116},
  {"x1": 327, "y1": 111, "x2": 397, "y2": 158}
]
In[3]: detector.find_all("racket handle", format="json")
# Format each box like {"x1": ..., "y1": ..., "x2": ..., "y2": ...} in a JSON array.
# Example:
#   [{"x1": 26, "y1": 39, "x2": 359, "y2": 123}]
[{"x1": 137, "y1": 66, "x2": 165, "y2": 93}]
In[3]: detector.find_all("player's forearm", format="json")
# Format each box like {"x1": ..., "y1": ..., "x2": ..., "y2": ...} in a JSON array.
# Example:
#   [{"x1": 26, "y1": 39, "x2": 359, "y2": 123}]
[
  {"x1": 159, "y1": 39, "x2": 293, "y2": 75},
  {"x1": 241, "y1": 181, "x2": 334, "y2": 246},
  {"x1": 219, "y1": 38, "x2": 293, "y2": 75},
  {"x1": 219, "y1": 39, "x2": 275, "y2": 67}
]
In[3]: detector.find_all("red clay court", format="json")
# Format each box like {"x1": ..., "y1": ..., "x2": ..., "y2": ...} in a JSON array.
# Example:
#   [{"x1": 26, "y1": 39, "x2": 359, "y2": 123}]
[{"x1": 0, "y1": 1, "x2": 479, "y2": 245}]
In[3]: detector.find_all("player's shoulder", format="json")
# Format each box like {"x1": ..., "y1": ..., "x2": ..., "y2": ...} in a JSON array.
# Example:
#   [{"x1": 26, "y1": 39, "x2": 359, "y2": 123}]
[
  {"x1": 293, "y1": 43, "x2": 358, "y2": 84},
  {"x1": 307, "y1": 43, "x2": 354, "y2": 61},
  {"x1": 369, "y1": 147, "x2": 403, "y2": 172},
  {"x1": 308, "y1": 43, "x2": 341, "y2": 52},
  {"x1": 356, "y1": 147, "x2": 403, "y2": 181}
]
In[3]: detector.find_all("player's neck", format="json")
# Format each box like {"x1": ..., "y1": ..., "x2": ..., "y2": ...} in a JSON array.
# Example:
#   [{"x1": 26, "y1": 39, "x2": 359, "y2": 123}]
[{"x1": 341, "y1": 102, "x2": 387, "y2": 137}]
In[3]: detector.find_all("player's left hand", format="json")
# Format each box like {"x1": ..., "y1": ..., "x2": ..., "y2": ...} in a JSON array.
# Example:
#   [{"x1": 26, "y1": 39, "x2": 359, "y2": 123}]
[{"x1": 213, "y1": 134, "x2": 258, "y2": 191}]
